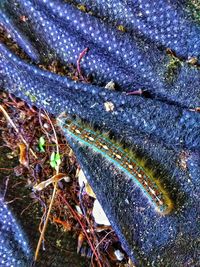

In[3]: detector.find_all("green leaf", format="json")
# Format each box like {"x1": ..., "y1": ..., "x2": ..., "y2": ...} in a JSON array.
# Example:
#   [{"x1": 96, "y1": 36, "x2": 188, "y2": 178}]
[
  {"x1": 50, "y1": 151, "x2": 55, "y2": 161},
  {"x1": 50, "y1": 160, "x2": 56, "y2": 168},
  {"x1": 38, "y1": 136, "x2": 45, "y2": 152},
  {"x1": 50, "y1": 152, "x2": 61, "y2": 170},
  {"x1": 55, "y1": 153, "x2": 61, "y2": 165},
  {"x1": 50, "y1": 152, "x2": 56, "y2": 168}
]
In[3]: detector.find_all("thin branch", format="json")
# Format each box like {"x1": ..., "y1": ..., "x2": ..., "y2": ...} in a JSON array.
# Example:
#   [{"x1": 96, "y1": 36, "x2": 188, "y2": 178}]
[
  {"x1": 0, "y1": 104, "x2": 38, "y2": 159},
  {"x1": 59, "y1": 193, "x2": 103, "y2": 267},
  {"x1": 34, "y1": 110, "x2": 60, "y2": 261}
]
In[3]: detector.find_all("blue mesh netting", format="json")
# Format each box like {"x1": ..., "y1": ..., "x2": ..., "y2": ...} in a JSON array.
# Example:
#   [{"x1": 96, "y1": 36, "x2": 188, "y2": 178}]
[
  {"x1": 0, "y1": 198, "x2": 32, "y2": 266},
  {"x1": 0, "y1": 0, "x2": 200, "y2": 266},
  {"x1": 1, "y1": 0, "x2": 200, "y2": 107}
]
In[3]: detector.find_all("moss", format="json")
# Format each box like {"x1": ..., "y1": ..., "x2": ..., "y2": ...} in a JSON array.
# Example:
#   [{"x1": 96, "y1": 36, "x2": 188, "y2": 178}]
[
  {"x1": 77, "y1": 4, "x2": 86, "y2": 13},
  {"x1": 164, "y1": 55, "x2": 182, "y2": 85},
  {"x1": 117, "y1": 25, "x2": 126, "y2": 32},
  {"x1": 187, "y1": 1, "x2": 200, "y2": 23},
  {"x1": 24, "y1": 91, "x2": 37, "y2": 102}
]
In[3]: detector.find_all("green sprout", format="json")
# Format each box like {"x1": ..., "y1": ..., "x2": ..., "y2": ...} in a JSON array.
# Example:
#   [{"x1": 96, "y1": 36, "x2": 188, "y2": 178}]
[
  {"x1": 38, "y1": 136, "x2": 45, "y2": 152},
  {"x1": 50, "y1": 152, "x2": 61, "y2": 170}
]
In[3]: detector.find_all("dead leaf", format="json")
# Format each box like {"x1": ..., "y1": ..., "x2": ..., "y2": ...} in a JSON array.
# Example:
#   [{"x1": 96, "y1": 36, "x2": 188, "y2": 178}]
[
  {"x1": 77, "y1": 232, "x2": 85, "y2": 253},
  {"x1": 18, "y1": 143, "x2": 29, "y2": 168},
  {"x1": 33, "y1": 173, "x2": 67, "y2": 191}
]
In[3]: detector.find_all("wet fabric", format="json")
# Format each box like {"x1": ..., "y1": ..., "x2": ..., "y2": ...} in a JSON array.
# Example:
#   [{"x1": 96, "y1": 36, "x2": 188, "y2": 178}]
[{"x1": 0, "y1": 0, "x2": 200, "y2": 266}]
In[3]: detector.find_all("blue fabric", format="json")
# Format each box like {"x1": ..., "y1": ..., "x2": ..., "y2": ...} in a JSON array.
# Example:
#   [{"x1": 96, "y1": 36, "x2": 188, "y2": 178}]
[
  {"x1": 0, "y1": 198, "x2": 32, "y2": 266},
  {"x1": 0, "y1": 0, "x2": 200, "y2": 266},
  {"x1": 1, "y1": 0, "x2": 200, "y2": 107},
  {"x1": 69, "y1": 0, "x2": 200, "y2": 60}
]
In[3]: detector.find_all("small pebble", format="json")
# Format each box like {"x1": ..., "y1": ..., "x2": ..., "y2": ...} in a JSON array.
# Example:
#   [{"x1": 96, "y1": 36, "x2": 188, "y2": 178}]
[
  {"x1": 104, "y1": 101, "x2": 115, "y2": 112},
  {"x1": 114, "y1": 249, "x2": 125, "y2": 261},
  {"x1": 105, "y1": 80, "x2": 115, "y2": 90}
]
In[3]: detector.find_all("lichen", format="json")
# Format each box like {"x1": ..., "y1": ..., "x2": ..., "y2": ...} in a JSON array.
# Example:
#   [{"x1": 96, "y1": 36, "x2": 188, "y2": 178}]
[
  {"x1": 24, "y1": 91, "x2": 37, "y2": 103},
  {"x1": 164, "y1": 55, "x2": 182, "y2": 84}
]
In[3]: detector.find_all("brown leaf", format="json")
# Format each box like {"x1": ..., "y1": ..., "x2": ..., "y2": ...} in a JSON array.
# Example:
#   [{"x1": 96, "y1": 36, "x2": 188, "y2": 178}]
[
  {"x1": 77, "y1": 232, "x2": 85, "y2": 254},
  {"x1": 33, "y1": 173, "x2": 67, "y2": 191},
  {"x1": 53, "y1": 217, "x2": 72, "y2": 232},
  {"x1": 18, "y1": 143, "x2": 29, "y2": 168}
]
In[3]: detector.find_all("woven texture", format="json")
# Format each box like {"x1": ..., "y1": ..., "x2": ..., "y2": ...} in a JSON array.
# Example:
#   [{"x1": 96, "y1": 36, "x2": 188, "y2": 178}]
[
  {"x1": 1, "y1": 0, "x2": 200, "y2": 107},
  {"x1": 0, "y1": 199, "x2": 32, "y2": 266},
  {"x1": 0, "y1": 0, "x2": 200, "y2": 266}
]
